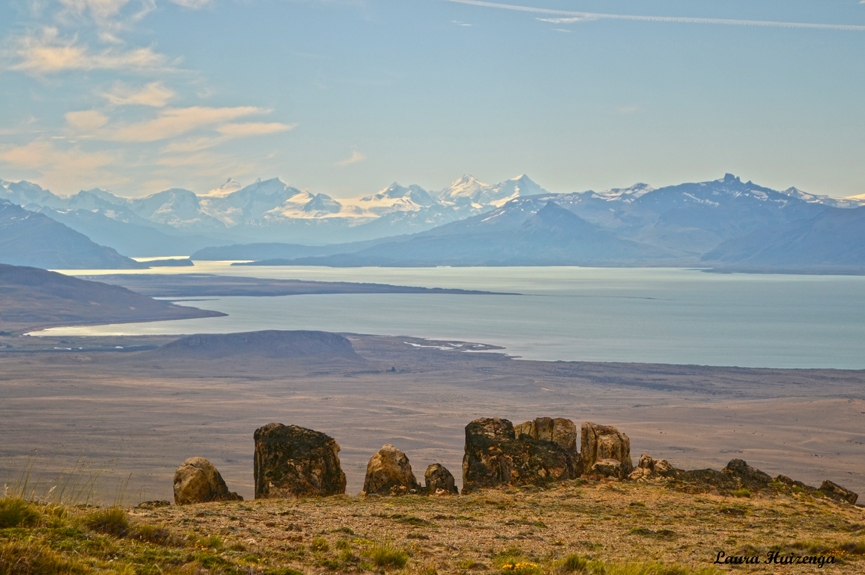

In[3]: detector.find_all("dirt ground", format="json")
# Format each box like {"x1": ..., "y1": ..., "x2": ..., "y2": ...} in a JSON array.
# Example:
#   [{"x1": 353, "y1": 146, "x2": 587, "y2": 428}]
[{"x1": 1, "y1": 334, "x2": 864, "y2": 504}]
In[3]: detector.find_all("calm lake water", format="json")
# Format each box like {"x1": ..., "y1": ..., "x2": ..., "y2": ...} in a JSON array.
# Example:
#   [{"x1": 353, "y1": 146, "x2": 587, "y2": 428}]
[{"x1": 41, "y1": 264, "x2": 865, "y2": 369}]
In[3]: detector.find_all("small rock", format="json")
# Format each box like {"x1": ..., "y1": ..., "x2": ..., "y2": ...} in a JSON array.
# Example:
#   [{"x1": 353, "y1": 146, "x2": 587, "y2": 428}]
[
  {"x1": 253, "y1": 423, "x2": 346, "y2": 499},
  {"x1": 581, "y1": 422, "x2": 633, "y2": 475},
  {"x1": 425, "y1": 463, "x2": 458, "y2": 495},
  {"x1": 173, "y1": 457, "x2": 242, "y2": 505},
  {"x1": 820, "y1": 480, "x2": 858, "y2": 505},
  {"x1": 363, "y1": 444, "x2": 421, "y2": 496}
]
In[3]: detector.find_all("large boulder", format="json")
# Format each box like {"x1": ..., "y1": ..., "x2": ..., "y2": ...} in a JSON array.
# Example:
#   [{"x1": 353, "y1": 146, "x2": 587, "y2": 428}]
[
  {"x1": 514, "y1": 417, "x2": 578, "y2": 451},
  {"x1": 173, "y1": 457, "x2": 242, "y2": 505},
  {"x1": 581, "y1": 422, "x2": 633, "y2": 476},
  {"x1": 425, "y1": 464, "x2": 458, "y2": 495},
  {"x1": 253, "y1": 423, "x2": 346, "y2": 499},
  {"x1": 462, "y1": 417, "x2": 582, "y2": 493},
  {"x1": 362, "y1": 444, "x2": 421, "y2": 496}
]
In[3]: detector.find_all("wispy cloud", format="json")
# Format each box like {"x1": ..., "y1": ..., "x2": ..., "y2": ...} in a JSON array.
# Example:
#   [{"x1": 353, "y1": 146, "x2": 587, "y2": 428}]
[
  {"x1": 169, "y1": 0, "x2": 212, "y2": 8},
  {"x1": 102, "y1": 82, "x2": 175, "y2": 107},
  {"x1": 161, "y1": 122, "x2": 295, "y2": 152},
  {"x1": 10, "y1": 27, "x2": 170, "y2": 74},
  {"x1": 111, "y1": 106, "x2": 266, "y2": 142},
  {"x1": 335, "y1": 149, "x2": 366, "y2": 167},
  {"x1": 216, "y1": 122, "x2": 296, "y2": 137},
  {"x1": 448, "y1": 0, "x2": 865, "y2": 32},
  {"x1": 0, "y1": 139, "x2": 120, "y2": 190},
  {"x1": 65, "y1": 110, "x2": 109, "y2": 131}
]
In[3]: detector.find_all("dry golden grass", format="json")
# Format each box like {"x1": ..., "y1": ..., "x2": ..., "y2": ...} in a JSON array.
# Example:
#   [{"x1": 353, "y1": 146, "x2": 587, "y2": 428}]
[{"x1": 3, "y1": 478, "x2": 863, "y2": 574}]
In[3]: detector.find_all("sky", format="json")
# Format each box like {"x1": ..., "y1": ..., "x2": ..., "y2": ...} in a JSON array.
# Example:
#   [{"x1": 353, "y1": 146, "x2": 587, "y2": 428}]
[{"x1": 0, "y1": 0, "x2": 864, "y2": 199}]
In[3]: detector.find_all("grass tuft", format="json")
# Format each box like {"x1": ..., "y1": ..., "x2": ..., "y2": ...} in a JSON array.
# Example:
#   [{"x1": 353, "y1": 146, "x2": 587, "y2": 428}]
[
  {"x1": 560, "y1": 553, "x2": 588, "y2": 573},
  {"x1": 83, "y1": 506, "x2": 129, "y2": 537},
  {"x1": 0, "y1": 498, "x2": 41, "y2": 529},
  {"x1": 365, "y1": 543, "x2": 409, "y2": 569}
]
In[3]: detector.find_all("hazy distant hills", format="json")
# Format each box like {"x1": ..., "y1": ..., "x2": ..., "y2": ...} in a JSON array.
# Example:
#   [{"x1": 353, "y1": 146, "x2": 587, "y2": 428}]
[
  {"x1": 0, "y1": 201, "x2": 146, "y2": 270},
  {"x1": 703, "y1": 205, "x2": 865, "y2": 270},
  {"x1": 0, "y1": 264, "x2": 222, "y2": 333}
]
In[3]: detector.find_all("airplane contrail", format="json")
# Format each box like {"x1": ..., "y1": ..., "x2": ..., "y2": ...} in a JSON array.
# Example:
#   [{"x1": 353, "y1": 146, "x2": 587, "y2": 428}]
[{"x1": 446, "y1": 0, "x2": 865, "y2": 32}]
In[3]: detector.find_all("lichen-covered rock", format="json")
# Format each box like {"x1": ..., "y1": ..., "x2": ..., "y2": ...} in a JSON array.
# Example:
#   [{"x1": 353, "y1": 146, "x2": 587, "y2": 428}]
[
  {"x1": 362, "y1": 444, "x2": 421, "y2": 496},
  {"x1": 425, "y1": 463, "x2": 458, "y2": 495},
  {"x1": 514, "y1": 417, "x2": 577, "y2": 451},
  {"x1": 722, "y1": 459, "x2": 772, "y2": 487},
  {"x1": 253, "y1": 423, "x2": 346, "y2": 499},
  {"x1": 581, "y1": 422, "x2": 633, "y2": 475},
  {"x1": 173, "y1": 457, "x2": 242, "y2": 505},
  {"x1": 590, "y1": 459, "x2": 625, "y2": 479},
  {"x1": 628, "y1": 454, "x2": 676, "y2": 481},
  {"x1": 462, "y1": 417, "x2": 582, "y2": 493},
  {"x1": 820, "y1": 480, "x2": 858, "y2": 505}
]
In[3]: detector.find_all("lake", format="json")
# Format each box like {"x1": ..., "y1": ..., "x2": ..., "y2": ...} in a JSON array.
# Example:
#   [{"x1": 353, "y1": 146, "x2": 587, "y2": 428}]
[{"x1": 40, "y1": 264, "x2": 865, "y2": 369}]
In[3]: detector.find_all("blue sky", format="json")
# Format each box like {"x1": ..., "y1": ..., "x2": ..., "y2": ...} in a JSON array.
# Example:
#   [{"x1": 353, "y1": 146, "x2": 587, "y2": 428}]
[{"x1": 1, "y1": 0, "x2": 864, "y2": 198}]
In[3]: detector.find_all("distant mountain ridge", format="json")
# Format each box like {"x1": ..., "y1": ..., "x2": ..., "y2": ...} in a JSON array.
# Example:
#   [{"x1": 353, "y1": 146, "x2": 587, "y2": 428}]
[
  {"x1": 0, "y1": 175, "x2": 553, "y2": 254},
  {"x1": 3, "y1": 174, "x2": 865, "y2": 271}
]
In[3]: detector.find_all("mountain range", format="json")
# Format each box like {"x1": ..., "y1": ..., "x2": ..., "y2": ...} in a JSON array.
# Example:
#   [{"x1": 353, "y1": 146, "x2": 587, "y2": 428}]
[
  {"x1": 0, "y1": 174, "x2": 546, "y2": 255},
  {"x1": 2, "y1": 173, "x2": 864, "y2": 271}
]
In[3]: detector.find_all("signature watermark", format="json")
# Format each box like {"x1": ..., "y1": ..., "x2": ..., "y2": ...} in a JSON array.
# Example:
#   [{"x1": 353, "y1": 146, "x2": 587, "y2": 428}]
[{"x1": 714, "y1": 550, "x2": 836, "y2": 568}]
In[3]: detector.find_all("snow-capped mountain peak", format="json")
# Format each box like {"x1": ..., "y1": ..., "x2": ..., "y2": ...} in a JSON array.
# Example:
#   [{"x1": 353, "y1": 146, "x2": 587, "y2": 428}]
[{"x1": 203, "y1": 178, "x2": 243, "y2": 198}]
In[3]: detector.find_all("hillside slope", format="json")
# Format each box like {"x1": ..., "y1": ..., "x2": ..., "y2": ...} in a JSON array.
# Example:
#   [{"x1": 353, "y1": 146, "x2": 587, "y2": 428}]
[
  {"x1": 0, "y1": 264, "x2": 223, "y2": 333},
  {"x1": 0, "y1": 201, "x2": 146, "y2": 269}
]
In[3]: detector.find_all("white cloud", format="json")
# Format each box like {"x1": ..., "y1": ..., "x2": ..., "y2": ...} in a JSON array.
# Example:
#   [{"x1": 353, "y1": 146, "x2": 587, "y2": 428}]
[
  {"x1": 65, "y1": 110, "x2": 109, "y2": 131},
  {"x1": 450, "y1": 0, "x2": 865, "y2": 31},
  {"x1": 102, "y1": 82, "x2": 175, "y2": 107},
  {"x1": 111, "y1": 106, "x2": 265, "y2": 142},
  {"x1": 10, "y1": 27, "x2": 169, "y2": 73},
  {"x1": 617, "y1": 105, "x2": 639, "y2": 115},
  {"x1": 335, "y1": 150, "x2": 366, "y2": 167}
]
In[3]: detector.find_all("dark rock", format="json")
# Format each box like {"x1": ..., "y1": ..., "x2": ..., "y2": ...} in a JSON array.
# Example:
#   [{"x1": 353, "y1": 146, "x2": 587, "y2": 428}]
[
  {"x1": 591, "y1": 459, "x2": 625, "y2": 479},
  {"x1": 581, "y1": 422, "x2": 633, "y2": 475},
  {"x1": 514, "y1": 417, "x2": 577, "y2": 451},
  {"x1": 820, "y1": 480, "x2": 859, "y2": 505},
  {"x1": 462, "y1": 417, "x2": 582, "y2": 493},
  {"x1": 173, "y1": 457, "x2": 242, "y2": 505},
  {"x1": 425, "y1": 464, "x2": 458, "y2": 495},
  {"x1": 362, "y1": 444, "x2": 421, "y2": 496},
  {"x1": 722, "y1": 459, "x2": 772, "y2": 486},
  {"x1": 253, "y1": 423, "x2": 346, "y2": 499}
]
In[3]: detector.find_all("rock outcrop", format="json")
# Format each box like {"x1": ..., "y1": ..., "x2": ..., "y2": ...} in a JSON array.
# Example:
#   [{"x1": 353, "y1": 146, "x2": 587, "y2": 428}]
[
  {"x1": 722, "y1": 459, "x2": 773, "y2": 487},
  {"x1": 514, "y1": 417, "x2": 578, "y2": 451},
  {"x1": 425, "y1": 464, "x2": 458, "y2": 495},
  {"x1": 253, "y1": 423, "x2": 346, "y2": 499},
  {"x1": 820, "y1": 480, "x2": 859, "y2": 505},
  {"x1": 628, "y1": 454, "x2": 675, "y2": 481},
  {"x1": 362, "y1": 444, "x2": 421, "y2": 496},
  {"x1": 581, "y1": 422, "x2": 633, "y2": 476},
  {"x1": 173, "y1": 457, "x2": 242, "y2": 505},
  {"x1": 462, "y1": 417, "x2": 582, "y2": 493}
]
